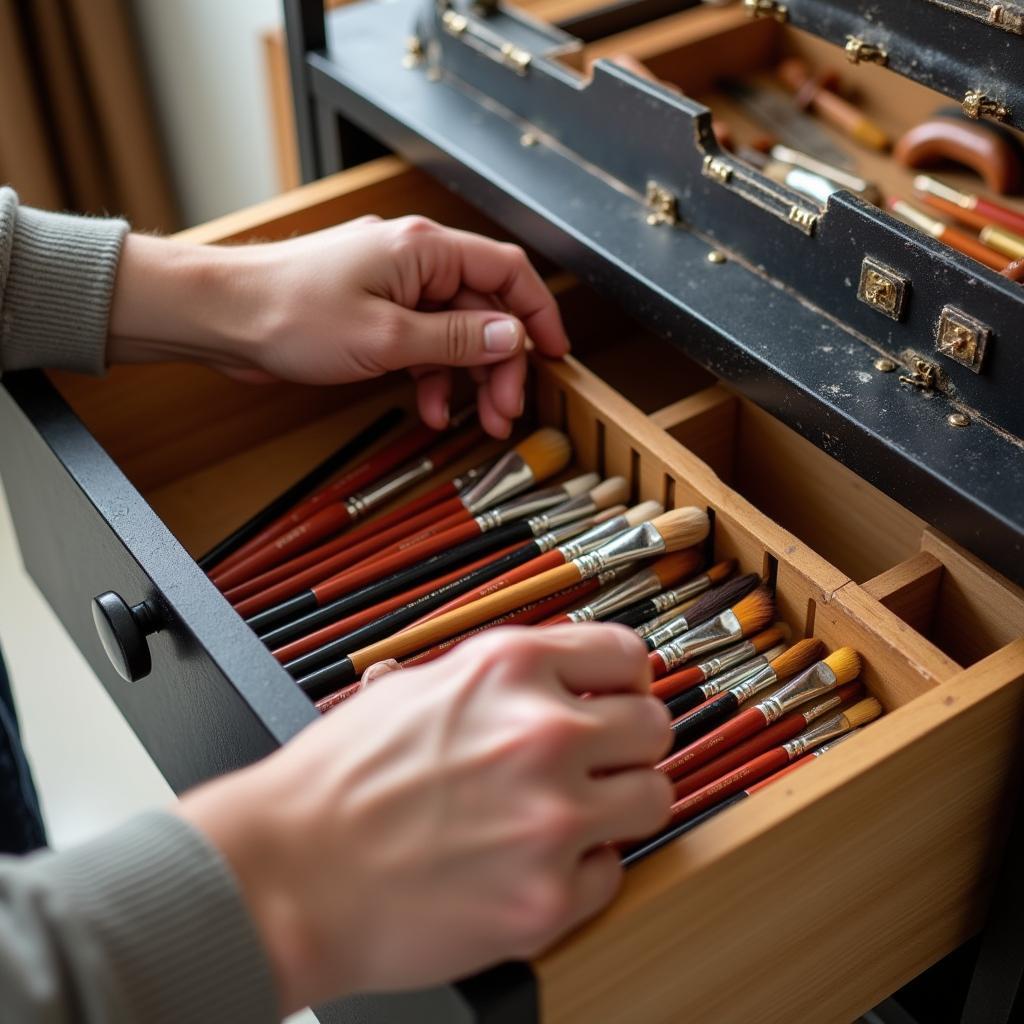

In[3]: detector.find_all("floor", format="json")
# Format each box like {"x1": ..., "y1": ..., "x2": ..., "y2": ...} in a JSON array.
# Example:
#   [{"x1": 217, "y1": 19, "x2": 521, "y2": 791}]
[{"x1": 0, "y1": 477, "x2": 316, "y2": 1024}]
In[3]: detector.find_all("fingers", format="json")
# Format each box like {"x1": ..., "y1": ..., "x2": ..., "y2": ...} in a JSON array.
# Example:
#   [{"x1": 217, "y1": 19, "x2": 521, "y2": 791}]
[
  {"x1": 360, "y1": 659, "x2": 402, "y2": 690},
  {"x1": 585, "y1": 770, "x2": 673, "y2": 848},
  {"x1": 524, "y1": 624, "x2": 652, "y2": 696},
  {"x1": 559, "y1": 848, "x2": 623, "y2": 938},
  {"x1": 578, "y1": 695, "x2": 672, "y2": 771},
  {"x1": 411, "y1": 368, "x2": 453, "y2": 429}
]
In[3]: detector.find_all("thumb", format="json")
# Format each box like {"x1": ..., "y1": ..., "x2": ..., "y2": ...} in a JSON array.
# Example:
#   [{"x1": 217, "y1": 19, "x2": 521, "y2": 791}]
[{"x1": 398, "y1": 308, "x2": 524, "y2": 368}]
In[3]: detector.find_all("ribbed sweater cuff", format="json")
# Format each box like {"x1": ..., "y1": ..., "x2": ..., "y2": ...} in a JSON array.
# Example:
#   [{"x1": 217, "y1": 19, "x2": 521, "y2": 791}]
[
  {"x1": 1, "y1": 201, "x2": 127, "y2": 374},
  {"x1": 21, "y1": 810, "x2": 279, "y2": 1024}
]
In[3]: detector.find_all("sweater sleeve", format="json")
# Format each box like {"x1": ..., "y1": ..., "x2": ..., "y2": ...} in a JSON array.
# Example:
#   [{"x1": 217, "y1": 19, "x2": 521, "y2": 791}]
[
  {"x1": 0, "y1": 186, "x2": 128, "y2": 375},
  {"x1": 0, "y1": 810, "x2": 279, "y2": 1024}
]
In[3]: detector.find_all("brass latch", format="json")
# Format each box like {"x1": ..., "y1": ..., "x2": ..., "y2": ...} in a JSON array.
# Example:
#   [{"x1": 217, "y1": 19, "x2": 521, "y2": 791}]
[
  {"x1": 645, "y1": 181, "x2": 678, "y2": 226},
  {"x1": 845, "y1": 36, "x2": 888, "y2": 65},
  {"x1": 963, "y1": 89, "x2": 1010, "y2": 122},
  {"x1": 743, "y1": 0, "x2": 788, "y2": 20},
  {"x1": 899, "y1": 357, "x2": 940, "y2": 392}
]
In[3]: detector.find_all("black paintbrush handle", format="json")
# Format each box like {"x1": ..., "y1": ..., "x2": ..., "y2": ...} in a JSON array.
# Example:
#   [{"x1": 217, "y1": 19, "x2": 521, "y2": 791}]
[
  {"x1": 665, "y1": 685, "x2": 709, "y2": 718},
  {"x1": 257, "y1": 519, "x2": 536, "y2": 648},
  {"x1": 197, "y1": 407, "x2": 403, "y2": 571},
  {"x1": 299, "y1": 656, "x2": 359, "y2": 698},
  {"x1": 669, "y1": 693, "x2": 739, "y2": 753},
  {"x1": 283, "y1": 540, "x2": 542, "y2": 677},
  {"x1": 620, "y1": 793, "x2": 747, "y2": 867},
  {"x1": 605, "y1": 597, "x2": 659, "y2": 629}
]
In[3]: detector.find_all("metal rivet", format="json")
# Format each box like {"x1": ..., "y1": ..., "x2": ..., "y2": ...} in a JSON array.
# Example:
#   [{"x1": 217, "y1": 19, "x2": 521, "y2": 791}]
[
  {"x1": 520, "y1": 132, "x2": 537, "y2": 147},
  {"x1": 707, "y1": 250, "x2": 726, "y2": 264},
  {"x1": 948, "y1": 412, "x2": 970, "y2": 428},
  {"x1": 874, "y1": 358, "x2": 896, "y2": 372}
]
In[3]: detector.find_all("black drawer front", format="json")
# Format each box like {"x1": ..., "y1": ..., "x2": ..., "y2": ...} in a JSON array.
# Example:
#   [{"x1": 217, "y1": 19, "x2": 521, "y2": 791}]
[{"x1": 0, "y1": 371, "x2": 315, "y2": 793}]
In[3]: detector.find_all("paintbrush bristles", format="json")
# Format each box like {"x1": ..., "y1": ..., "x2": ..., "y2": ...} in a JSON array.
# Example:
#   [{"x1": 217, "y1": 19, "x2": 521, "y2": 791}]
[
  {"x1": 841, "y1": 697, "x2": 882, "y2": 730},
  {"x1": 516, "y1": 428, "x2": 572, "y2": 481},
  {"x1": 624, "y1": 500, "x2": 664, "y2": 526},
  {"x1": 561, "y1": 472, "x2": 600, "y2": 498},
  {"x1": 750, "y1": 623, "x2": 789, "y2": 653},
  {"x1": 705, "y1": 559, "x2": 736, "y2": 584},
  {"x1": 651, "y1": 507, "x2": 710, "y2": 550},
  {"x1": 590, "y1": 477, "x2": 629, "y2": 509},
  {"x1": 652, "y1": 548, "x2": 703, "y2": 587},
  {"x1": 732, "y1": 585, "x2": 775, "y2": 635},
  {"x1": 770, "y1": 638, "x2": 824, "y2": 679},
  {"x1": 685, "y1": 573, "x2": 760, "y2": 629},
  {"x1": 824, "y1": 646, "x2": 862, "y2": 685}
]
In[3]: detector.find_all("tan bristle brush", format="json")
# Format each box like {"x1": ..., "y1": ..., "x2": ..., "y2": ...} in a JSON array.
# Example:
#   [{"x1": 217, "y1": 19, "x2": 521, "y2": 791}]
[
  {"x1": 649, "y1": 585, "x2": 775, "y2": 678},
  {"x1": 547, "y1": 547, "x2": 704, "y2": 626},
  {"x1": 458, "y1": 427, "x2": 571, "y2": 512},
  {"x1": 657, "y1": 646, "x2": 862, "y2": 780},
  {"x1": 340, "y1": 507, "x2": 710, "y2": 674},
  {"x1": 612, "y1": 558, "x2": 736, "y2": 631},
  {"x1": 652, "y1": 622, "x2": 791, "y2": 703}
]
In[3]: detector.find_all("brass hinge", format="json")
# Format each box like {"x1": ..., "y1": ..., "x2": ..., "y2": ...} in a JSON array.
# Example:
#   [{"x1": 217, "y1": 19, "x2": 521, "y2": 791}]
[
  {"x1": 743, "y1": 0, "x2": 788, "y2": 20},
  {"x1": 899, "y1": 357, "x2": 941, "y2": 392},
  {"x1": 644, "y1": 181, "x2": 678, "y2": 226},
  {"x1": 441, "y1": 6, "x2": 532, "y2": 75},
  {"x1": 963, "y1": 89, "x2": 1010, "y2": 121},
  {"x1": 845, "y1": 36, "x2": 888, "y2": 65},
  {"x1": 702, "y1": 155, "x2": 733, "y2": 184}
]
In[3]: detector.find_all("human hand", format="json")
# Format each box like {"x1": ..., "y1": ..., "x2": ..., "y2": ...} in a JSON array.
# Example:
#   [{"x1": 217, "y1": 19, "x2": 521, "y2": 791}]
[
  {"x1": 108, "y1": 216, "x2": 570, "y2": 438},
  {"x1": 175, "y1": 624, "x2": 671, "y2": 1014}
]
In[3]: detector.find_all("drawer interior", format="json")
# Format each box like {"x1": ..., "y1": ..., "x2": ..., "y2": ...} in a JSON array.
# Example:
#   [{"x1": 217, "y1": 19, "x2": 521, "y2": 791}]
[{"x1": 43, "y1": 155, "x2": 1024, "y2": 1022}]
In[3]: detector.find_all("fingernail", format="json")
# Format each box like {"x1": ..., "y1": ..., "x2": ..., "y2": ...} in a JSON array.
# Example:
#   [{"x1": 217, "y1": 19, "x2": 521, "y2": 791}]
[{"x1": 484, "y1": 319, "x2": 520, "y2": 353}]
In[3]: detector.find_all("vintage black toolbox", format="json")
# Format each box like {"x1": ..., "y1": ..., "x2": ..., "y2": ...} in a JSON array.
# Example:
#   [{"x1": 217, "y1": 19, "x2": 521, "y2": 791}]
[{"x1": 2, "y1": 2, "x2": 1024, "y2": 1023}]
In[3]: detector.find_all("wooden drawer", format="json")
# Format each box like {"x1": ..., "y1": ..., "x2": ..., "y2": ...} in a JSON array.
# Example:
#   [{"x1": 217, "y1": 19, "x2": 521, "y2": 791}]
[{"x1": 2, "y1": 156, "x2": 1023, "y2": 1024}]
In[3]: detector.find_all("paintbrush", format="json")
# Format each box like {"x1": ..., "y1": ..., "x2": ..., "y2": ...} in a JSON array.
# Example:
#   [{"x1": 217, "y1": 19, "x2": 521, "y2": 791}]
[
  {"x1": 410, "y1": 500, "x2": 664, "y2": 625},
  {"x1": 667, "y1": 639, "x2": 825, "y2": 752},
  {"x1": 649, "y1": 586, "x2": 776, "y2": 678},
  {"x1": 621, "y1": 731, "x2": 861, "y2": 867},
  {"x1": 667, "y1": 698, "x2": 881, "y2": 826},
  {"x1": 653, "y1": 624, "x2": 790, "y2": 704},
  {"x1": 227, "y1": 453, "x2": 497, "y2": 612},
  {"x1": 643, "y1": 574, "x2": 761, "y2": 651},
  {"x1": 663, "y1": 639, "x2": 788, "y2": 716},
  {"x1": 672, "y1": 682, "x2": 863, "y2": 797},
  {"x1": 296, "y1": 508, "x2": 710, "y2": 693},
  {"x1": 606, "y1": 560, "x2": 736, "y2": 629},
  {"x1": 198, "y1": 406, "x2": 404, "y2": 571},
  {"x1": 657, "y1": 647, "x2": 861, "y2": 780},
  {"x1": 540, "y1": 548, "x2": 703, "y2": 626}
]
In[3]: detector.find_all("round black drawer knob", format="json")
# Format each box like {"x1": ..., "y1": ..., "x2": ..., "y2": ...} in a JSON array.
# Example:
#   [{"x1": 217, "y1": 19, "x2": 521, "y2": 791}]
[{"x1": 92, "y1": 592, "x2": 161, "y2": 682}]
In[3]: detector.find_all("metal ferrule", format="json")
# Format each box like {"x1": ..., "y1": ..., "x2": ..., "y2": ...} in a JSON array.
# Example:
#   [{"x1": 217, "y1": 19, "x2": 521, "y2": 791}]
[
  {"x1": 452, "y1": 457, "x2": 497, "y2": 495},
  {"x1": 571, "y1": 522, "x2": 666, "y2": 580},
  {"x1": 811, "y1": 730, "x2": 860, "y2": 756},
  {"x1": 526, "y1": 497, "x2": 599, "y2": 535},
  {"x1": 474, "y1": 482, "x2": 578, "y2": 530},
  {"x1": 800, "y1": 691, "x2": 845, "y2": 726},
  {"x1": 698, "y1": 650, "x2": 774, "y2": 700},
  {"x1": 649, "y1": 573, "x2": 710, "y2": 614},
  {"x1": 645, "y1": 609, "x2": 699, "y2": 650},
  {"x1": 565, "y1": 567, "x2": 660, "y2": 623},
  {"x1": 694, "y1": 639, "x2": 758, "y2": 686},
  {"x1": 756, "y1": 662, "x2": 838, "y2": 724},
  {"x1": 344, "y1": 458, "x2": 434, "y2": 518},
  {"x1": 534, "y1": 517, "x2": 599, "y2": 554},
  {"x1": 460, "y1": 452, "x2": 534, "y2": 513},
  {"x1": 654, "y1": 609, "x2": 742, "y2": 671},
  {"x1": 556, "y1": 516, "x2": 628, "y2": 560},
  {"x1": 782, "y1": 710, "x2": 850, "y2": 759},
  {"x1": 727, "y1": 664, "x2": 779, "y2": 704},
  {"x1": 635, "y1": 604, "x2": 688, "y2": 639}
]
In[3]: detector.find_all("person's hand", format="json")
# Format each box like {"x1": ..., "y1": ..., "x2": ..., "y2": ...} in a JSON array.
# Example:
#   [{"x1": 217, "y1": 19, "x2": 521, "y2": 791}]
[
  {"x1": 174, "y1": 625, "x2": 671, "y2": 1014},
  {"x1": 108, "y1": 217, "x2": 570, "y2": 438}
]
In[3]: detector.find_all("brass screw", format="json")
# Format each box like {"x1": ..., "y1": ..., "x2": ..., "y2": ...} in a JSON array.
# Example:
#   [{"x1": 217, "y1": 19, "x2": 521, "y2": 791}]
[
  {"x1": 874, "y1": 358, "x2": 896, "y2": 372},
  {"x1": 948, "y1": 412, "x2": 970, "y2": 428},
  {"x1": 707, "y1": 250, "x2": 726, "y2": 264},
  {"x1": 520, "y1": 132, "x2": 538, "y2": 147}
]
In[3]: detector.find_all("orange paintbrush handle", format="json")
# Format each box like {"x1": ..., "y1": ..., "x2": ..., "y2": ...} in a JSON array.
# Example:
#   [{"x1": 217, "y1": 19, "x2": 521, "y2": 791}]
[
  {"x1": 939, "y1": 224, "x2": 1013, "y2": 270},
  {"x1": 650, "y1": 665, "x2": 705, "y2": 701}
]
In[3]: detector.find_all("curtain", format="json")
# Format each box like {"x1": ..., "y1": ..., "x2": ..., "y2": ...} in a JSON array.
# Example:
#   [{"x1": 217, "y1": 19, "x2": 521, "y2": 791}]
[{"x1": 0, "y1": 0, "x2": 178, "y2": 231}]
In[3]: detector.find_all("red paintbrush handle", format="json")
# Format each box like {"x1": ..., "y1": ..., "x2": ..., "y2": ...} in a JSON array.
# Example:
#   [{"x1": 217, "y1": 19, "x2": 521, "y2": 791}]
[
  {"x1": 401, "y1": 580, "x2": 598, "y2": 667},
  {"x1": 368, "y1": 507, "x2": 471, "y2": 560},
  {"x1": 649, "y1": 650, "x2": 669, "y2": 679},
  {"x1": 650, "y1": 665, "x2": 704, "y2": 701},
  {"x1": 975, "y1": 196, "x2": 1024, "y2": 236},
  {"x1": 657, "y1": 705, "x2": 768, "y2": 780},
  {"x1": 224, "y1": 482, "x2": 459, "y2": 604},
  {"x1": 315, "y1": 682, "x2": 362, "y2": 714},
  {"x1": 312, "y1": 518, "x2": 483, "y2": 604},
  {"x1": 672, "y1": 712, "x2": 805, "y2": 799},
  {"x1": 412, "y1": 549, "x2": 565, "y2": 625},
  {"x1": 537, "y1": 612, "x2": 572, "y2": 626},
  {"x1": 668, "y1": 746, "x2": 790, "y2": 826},
  {"x1": 232, "y1": 496, "x2": 468, "y2": 615},
  {"x1": 272, "y1": 543, "x2": 521, "y2": 663}
]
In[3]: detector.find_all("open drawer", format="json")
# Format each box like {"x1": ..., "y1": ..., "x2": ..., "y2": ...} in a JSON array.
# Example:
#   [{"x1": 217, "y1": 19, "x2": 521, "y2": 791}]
[{"x1": 2, "y1": 156, "x2": 1024, "y2": 1024}]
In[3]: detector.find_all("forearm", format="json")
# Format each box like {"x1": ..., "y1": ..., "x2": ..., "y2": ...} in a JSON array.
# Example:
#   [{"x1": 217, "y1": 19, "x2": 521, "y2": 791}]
[{"x1": 0, "y1": 810, "x2": 278, "y2": 1024}]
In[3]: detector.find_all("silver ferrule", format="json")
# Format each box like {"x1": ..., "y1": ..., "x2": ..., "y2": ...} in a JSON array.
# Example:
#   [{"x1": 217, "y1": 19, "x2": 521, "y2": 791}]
[
  {"x1": 534, "y1": 517, "x2": 599, "y2": 554},
  {"x1": 812, "y1": 730, "x2": 860, "y2": 756},
  {"x1": 800, "y1": 691, "x2": 845, "y2": 726},
  {"x1": 571, "y1": 522, "x2": 666, "y2": 580},
  {"x1": 556, "y1": 516, "x2": 628, "y2": 560},
  {"x1": 460, "y1": 452, "x2": 534, "y2": 513},
  {"x1": 527, "y1": 497, "x2": 599, "y2": 535},
  {"x1": 474, "y1": 481, "x2": 581, "y2": 530},
  {"x1": 756, "y1": 661, "x2": 838, "y2": 724},
  {"x1": 344, "y1": 458, "x2": 434, "y2": 519},
  {"x1": 782, "y1": 710, "x2": 849, "y2": 759},
  {"x1": 645, "y1": 607, "x2": 702, "y2": 650},
  {"x1": 727, "y1": 664, "x2": 779, "y2": 704},
  {"x1": 654, "y1": 609, "x2": 743, "y2": 671},
  {"x1": 694, "y1": 639, "x2": 758, "y2": 685},
  {"x1": 566, "y1": 566, "x2": 660, "y2": 623},
  {"x1": 649, "y1": 573, "x2": 710, "y2": 613},
  {"x1": 698, "y1": 651, "x2": 772, "y2": 700},
  {"x1": 635, "y1": 604, "x2": 688, "y2": 639},
  {"x1": 453, "y1": 456, "x2": 497, "y2": 495}
]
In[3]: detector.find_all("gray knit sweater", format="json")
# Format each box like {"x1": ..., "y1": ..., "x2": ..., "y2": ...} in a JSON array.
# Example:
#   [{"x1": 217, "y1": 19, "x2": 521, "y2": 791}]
[{"x1": 0, "y1": 187, "x2": 278, "y2": 1023}]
